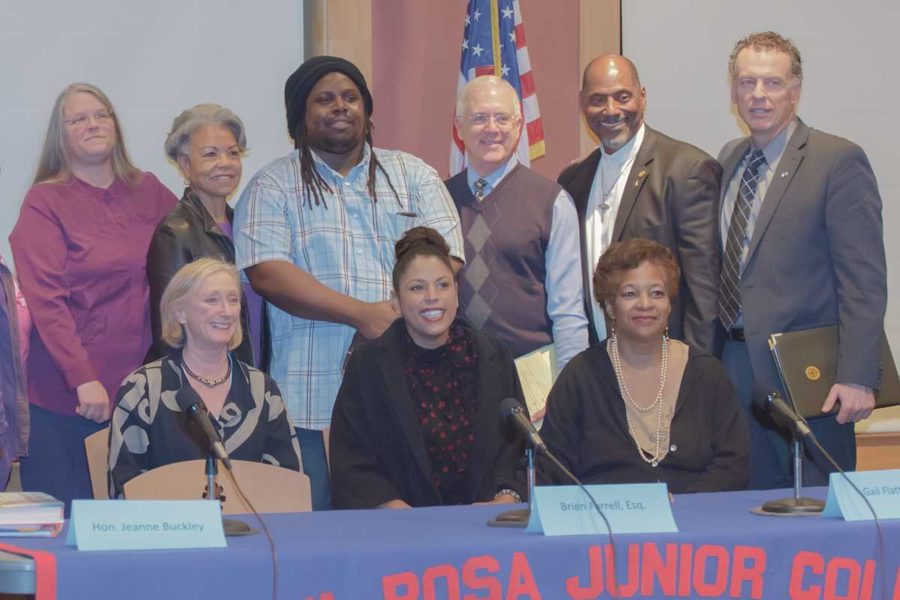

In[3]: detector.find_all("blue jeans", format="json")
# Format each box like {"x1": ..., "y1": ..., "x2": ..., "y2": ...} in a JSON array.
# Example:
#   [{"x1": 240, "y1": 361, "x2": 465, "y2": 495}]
[{"x1": 296, "y1": 427, "x2": 332, "y2": 510}]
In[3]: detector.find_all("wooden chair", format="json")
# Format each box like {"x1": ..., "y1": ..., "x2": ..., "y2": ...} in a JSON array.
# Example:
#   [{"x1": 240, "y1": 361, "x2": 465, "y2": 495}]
[
  {"x1": 123, "y1": 460, "x2": 312, "y2": 514},
  {"x1": 83, "y1": 428, "x2": 110, "y2": 499}
]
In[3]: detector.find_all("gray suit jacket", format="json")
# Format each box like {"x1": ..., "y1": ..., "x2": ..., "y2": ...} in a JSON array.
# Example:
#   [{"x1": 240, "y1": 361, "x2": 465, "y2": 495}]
[
  {"x1": 559, "y1": 125, "x2": 722, "y2": 353},
  {"x1": 717, "y1": 119, "x2": 887, "y2": 401}
]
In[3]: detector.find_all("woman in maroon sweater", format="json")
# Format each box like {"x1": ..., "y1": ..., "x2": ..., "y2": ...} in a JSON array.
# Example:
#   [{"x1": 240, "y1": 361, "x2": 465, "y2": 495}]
[{"x1": 9, "y1": 83, "x2": 176, "y2": 509}]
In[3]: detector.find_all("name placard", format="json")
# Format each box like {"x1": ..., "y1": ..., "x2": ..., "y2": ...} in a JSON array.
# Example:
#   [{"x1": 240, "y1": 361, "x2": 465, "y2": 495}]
[
  {"x1": 823, "y1": 469, "x2": 900, "y2": 521},
  {"x1": 525, "y1": 483, "x2": 677, "y2": 536},
  {"x1": 66, "y1": 500, "x2": 227, "y2": 551}
]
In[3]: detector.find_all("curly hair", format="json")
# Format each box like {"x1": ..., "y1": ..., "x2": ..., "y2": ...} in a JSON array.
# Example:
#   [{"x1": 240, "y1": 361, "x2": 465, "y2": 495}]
[
  {"x1": 592, "y1": 238, "x2": 680, "y2": 309},
  {"x1": 729, "y1": 31, "x2": 802, "y2": 82}
]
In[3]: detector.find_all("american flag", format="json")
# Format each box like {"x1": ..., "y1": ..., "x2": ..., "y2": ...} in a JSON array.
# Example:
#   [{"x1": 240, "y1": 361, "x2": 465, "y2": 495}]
[{"x1": 449, "y1": 0, "x2": 545, "y2": 175}]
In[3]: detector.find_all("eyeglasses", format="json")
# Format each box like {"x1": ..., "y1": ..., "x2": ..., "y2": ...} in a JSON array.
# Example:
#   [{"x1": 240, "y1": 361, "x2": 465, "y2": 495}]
[
  {"x1": 63, "y1": 110, "x2": 113, "y2": 128},
  {"x1": 465, "y1": 113, "x2": 519, "y2": 130}
]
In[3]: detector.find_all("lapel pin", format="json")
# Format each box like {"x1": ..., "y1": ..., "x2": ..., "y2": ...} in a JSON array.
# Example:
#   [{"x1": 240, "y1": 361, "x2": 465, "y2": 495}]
[
  {"x1": 634, "y1": 169, "x2": 648, "y2": 186},
  {"x1": 780, "y1": 171, "x2": 789, "y2": 178}
]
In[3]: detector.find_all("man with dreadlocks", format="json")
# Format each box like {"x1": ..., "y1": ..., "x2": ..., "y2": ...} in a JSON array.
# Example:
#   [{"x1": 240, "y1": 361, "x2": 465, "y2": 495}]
[{"x1": 234, "y1": 56, "x2": 463, "y2": 509}]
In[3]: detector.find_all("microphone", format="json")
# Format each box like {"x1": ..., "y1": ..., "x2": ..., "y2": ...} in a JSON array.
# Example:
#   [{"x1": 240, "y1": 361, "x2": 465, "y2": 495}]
[
  {"x1": 499, "y1": 397, "x2": 547, "y2": 454},
  {"x1": 175, "y1": 386, "x2": 232, "y2": 470},
  {"x1": 765, "y1": 392, "x2": 812, "y2": 438}
]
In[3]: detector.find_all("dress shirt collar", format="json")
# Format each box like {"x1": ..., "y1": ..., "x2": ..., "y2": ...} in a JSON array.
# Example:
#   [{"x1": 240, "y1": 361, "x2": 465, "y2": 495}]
[
  {"x1": 466, "y1": 154, "x2": 519, "y2": 196},
  {"x1": 310, "y1": 143, "x2": 372, "y2": 185},
  {"x1": 753, "y1": 119, "x2": 797, "y2": 171}
]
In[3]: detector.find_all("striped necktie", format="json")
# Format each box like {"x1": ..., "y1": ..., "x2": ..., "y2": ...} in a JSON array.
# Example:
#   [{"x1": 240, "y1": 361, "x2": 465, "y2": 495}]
[{"x1": 719, "y1": 148, "x2": 767, "y2": 331}]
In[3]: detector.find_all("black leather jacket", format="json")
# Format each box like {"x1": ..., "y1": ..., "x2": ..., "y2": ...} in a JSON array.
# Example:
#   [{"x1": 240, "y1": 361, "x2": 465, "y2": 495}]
[{"x1": 144, "y1": 188, "x2": 255, "y2": 365}]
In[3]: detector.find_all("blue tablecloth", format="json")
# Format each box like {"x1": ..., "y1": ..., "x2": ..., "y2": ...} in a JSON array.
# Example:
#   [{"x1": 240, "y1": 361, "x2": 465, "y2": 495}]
[{"x1": 7, "y1": 488, "x2": 900, "y2": 599}]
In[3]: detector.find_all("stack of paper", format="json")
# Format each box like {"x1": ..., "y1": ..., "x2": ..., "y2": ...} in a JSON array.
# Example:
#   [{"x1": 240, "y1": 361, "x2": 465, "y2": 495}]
[{"x1": 0, "y1": 492, "x2": 64, "y2": 537}]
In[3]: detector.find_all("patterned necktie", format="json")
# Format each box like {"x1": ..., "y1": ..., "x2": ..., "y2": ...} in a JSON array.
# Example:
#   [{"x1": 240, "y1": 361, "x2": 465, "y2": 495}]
[
  {"x1": 474, "y1": 177, "x2": 487, "y2": 202},
  {"x1": 719, "y1": 148, "x2": 767, "y2": 331}
]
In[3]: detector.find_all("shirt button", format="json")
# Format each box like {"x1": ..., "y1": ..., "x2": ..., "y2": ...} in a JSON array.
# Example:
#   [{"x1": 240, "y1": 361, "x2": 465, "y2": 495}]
[
  {"x1": 669, "y1": 444, "x2": 677, "y2": 452},
  {"x1": 344, "y1": 181, "x2": 350, "y2": 187}
]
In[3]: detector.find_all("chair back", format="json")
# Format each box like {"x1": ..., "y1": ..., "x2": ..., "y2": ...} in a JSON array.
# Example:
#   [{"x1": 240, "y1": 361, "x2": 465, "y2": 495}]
[
  {"x1": 84, "y1": 428, "x2": 110, "y2": 499},
  {"x1": 123, "y1": 460, "x2": 312, "y2": 514},
  {"x1": 321, "y1": 425, "x2": 331, "y2": 472}
]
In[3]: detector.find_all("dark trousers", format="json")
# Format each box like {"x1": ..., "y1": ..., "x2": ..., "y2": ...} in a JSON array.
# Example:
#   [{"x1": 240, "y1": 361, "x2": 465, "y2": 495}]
[
  {"x1": 721, "y1": 338, "x2": 855, "y2": 489},
  {"x1": 20, "y1": 404, "x2": 105, "y2": 515},
  {"x1": 297, "y1": 427, "x2": 332, "y2": 510}
]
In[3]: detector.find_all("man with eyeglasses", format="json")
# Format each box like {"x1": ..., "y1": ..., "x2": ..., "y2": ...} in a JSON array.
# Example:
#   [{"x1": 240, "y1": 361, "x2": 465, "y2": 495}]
[
  {"x1": 558, "y1": 55, "x2": 721, "y2": 354},
  {"x1": 445, "y1": 76, "x2": 588, "y2": 377}
]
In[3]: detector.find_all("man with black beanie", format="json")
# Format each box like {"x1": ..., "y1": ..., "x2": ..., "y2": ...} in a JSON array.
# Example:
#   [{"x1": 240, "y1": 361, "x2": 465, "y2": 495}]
[{"x1": 234, "y1": 56, "x2": 463, "y2": 509}]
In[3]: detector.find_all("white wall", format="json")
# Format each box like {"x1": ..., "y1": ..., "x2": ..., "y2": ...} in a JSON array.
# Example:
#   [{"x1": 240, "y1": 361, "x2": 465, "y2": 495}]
[
  {"x1": 622, "y1": 0, "x2": 900, "y2": 425},
  {"x1": 0, "y1": 1, "x2": 304, "y2": 261}
]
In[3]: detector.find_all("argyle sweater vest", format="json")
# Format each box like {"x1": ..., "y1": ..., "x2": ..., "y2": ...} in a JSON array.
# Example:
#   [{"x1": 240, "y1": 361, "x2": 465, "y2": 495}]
[{"x1": 445, "y1": 164, "x2": 560, "y2": 357}]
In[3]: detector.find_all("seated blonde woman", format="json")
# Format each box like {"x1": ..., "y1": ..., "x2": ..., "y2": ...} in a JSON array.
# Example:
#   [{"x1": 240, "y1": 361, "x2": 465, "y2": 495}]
[{"x1": 108, "y1": 258, "x2": 301, "y2": 498}]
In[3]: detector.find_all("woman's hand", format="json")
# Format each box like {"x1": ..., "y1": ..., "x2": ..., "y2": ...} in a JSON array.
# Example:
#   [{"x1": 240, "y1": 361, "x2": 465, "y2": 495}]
[{"x1": 75, "y1": 380, "x2": 111, "y2": 422}]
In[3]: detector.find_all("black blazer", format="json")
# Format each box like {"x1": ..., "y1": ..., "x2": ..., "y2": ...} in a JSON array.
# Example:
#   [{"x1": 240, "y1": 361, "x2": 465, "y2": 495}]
[
  {"x1": 330, "y1": 318, "x2": 527, "y2": 509},
  {"x1": 558, "y1": 126, "x2": 721, "y2": 354},
  {"x1": 145, "y1": 189, "x2": 255, "y2": 365}
]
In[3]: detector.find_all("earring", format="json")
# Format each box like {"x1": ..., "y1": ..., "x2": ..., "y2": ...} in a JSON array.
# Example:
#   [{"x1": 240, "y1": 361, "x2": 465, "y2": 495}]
[{"x1": 663, "y1": 326, "x2": 669, "y2": 340}]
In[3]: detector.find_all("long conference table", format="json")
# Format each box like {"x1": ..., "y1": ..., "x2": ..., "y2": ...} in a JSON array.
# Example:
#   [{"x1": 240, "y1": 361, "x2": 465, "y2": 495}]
[{"x1": 0, "y1": 488, "x2": 898, "y2": 599}]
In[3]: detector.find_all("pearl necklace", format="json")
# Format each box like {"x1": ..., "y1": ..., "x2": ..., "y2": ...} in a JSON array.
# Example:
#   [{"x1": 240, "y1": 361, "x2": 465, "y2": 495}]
[
  {"x1": 610, "y1": 334, "x2": 669, "y2": 467},
  {"x1": 182, "y1": 356, "x2": 232, "y2": 388}
]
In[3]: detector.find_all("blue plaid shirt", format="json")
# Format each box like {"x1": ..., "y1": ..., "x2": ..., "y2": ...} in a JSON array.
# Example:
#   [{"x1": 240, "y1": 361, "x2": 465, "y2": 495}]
[{"x1": 234, "y1": 145, "x2": 463, "y2": 429}]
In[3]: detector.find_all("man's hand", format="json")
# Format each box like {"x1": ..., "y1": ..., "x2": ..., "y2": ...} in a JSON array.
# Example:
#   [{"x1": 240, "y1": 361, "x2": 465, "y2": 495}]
[
  {"x1": 821, "y1": 382, "x2": 875, "y2": 424},
  {"x1": 378, "y1": 499, "x2": 412, "y2": 509},
  {"x1": 75, "y1": 380, "x2": 111, "y2": 423},
  {"x1": 355, "y1": 300, "x2": 399, "y2": 340}
]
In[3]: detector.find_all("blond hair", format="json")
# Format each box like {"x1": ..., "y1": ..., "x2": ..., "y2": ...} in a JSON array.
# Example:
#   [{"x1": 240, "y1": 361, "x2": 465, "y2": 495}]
[
  {"x1": 33, "y1": 83, "x2": 141, "y2": 186},
  {"x1": 160, "y1": 258, "x2": 243, "y2": 350}
]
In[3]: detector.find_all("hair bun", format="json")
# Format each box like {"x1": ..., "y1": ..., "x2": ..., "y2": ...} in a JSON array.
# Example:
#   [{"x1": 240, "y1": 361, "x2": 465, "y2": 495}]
[{"x1": 394, "y1": 226, "x2": 450, "y2": 262}]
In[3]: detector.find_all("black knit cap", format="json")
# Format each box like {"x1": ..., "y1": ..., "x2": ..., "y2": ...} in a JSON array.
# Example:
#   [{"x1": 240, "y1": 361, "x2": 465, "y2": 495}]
[{"x1": 284, "y1": 55, "x2": 374, "y2": 145}]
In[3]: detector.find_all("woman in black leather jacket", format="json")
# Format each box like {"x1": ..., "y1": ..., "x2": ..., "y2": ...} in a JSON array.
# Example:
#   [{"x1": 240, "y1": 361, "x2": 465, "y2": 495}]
[{"x1": 145, "y1": 104, "x2": 261, "y2": 366}]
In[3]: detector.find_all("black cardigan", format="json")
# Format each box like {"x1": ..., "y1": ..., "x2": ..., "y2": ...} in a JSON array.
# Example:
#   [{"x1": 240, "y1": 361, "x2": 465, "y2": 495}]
[
  {"x1": 330, "y1": 318, "x2": 527, "y2": 509},
  {"x1": 538, "y1": 342, "x2": 749, "y2": 493}
]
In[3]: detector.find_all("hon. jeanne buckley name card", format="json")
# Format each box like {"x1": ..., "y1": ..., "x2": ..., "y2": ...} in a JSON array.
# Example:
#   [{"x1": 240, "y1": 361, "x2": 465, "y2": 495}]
[{"x1": 66, "y1": 499, "x2": 226, "y2": 551}]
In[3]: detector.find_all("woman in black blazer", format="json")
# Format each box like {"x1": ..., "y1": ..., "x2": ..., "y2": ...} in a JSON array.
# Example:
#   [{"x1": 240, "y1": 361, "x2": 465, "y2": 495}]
[{"x1": 330, "y1": 227, "x2": 526, "y2": 509}]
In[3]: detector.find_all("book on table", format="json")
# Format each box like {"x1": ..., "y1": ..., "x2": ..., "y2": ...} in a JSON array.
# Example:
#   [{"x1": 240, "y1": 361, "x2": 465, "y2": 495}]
[{"x1": 0, "y1": 491, "x2": 64, "y2": 537}]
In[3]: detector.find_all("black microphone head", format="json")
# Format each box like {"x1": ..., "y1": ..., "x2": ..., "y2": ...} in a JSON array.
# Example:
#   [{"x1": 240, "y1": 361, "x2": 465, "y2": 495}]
[
  {"x1": 498, "y1": 397, "x2": 525, "y2": 423},
  {"x1": 175, "y1": 385, "x2": 203, "y2": 413}
]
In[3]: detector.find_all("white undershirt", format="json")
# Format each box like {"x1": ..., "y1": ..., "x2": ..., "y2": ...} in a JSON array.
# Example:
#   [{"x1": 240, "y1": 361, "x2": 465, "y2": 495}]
[{"x1": 584, "y1": 124, "x2": 646, "y2": 341}]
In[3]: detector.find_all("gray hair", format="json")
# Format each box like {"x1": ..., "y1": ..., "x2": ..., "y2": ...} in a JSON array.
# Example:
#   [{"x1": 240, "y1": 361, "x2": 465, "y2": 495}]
[
  {"x1": 455, "y1": 75, "x2": 522, "y2": 119},
  {"x1": 34, "y1": 82, "x2": 141, "y2": 186},
  {"x1": 164, "y1": 103, "x2": 248, "y2": 162}
]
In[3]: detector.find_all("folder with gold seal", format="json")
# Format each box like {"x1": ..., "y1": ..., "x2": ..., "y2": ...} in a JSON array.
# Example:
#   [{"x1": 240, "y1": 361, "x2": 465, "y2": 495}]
[{"x1": 769, "y1": 325, "x2": 900, "y2": 419}]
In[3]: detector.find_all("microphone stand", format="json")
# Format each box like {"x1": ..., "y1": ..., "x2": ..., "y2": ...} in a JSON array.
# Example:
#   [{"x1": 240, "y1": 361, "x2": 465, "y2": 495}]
[
  {"x1": 759, "y1": 393, "x2": 825, "y2": 515},
  {"x1": 205, "y1": 453, "x2": 255, "y2": 536},
  {"x1": 487, "y1": 448, "x2": 535, "y2": 527}
]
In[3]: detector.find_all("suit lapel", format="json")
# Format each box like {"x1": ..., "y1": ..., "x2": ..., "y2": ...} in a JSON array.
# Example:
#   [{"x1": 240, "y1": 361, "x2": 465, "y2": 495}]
[
  {"x1": 376, "y1": 331, "x2": 437, "y2": 499},
  {"x1": 570, "y1": 148, "x2": 603, "y2": 223},
  {"x1": 612, "y1": 127, "x2": 656, "y2": 242},
  {"x1": 745, "y1": 121, "x2": 809, "y2": 265},
  {"x1": 465, "y1": 333, "x2": 506, "y2": 501}
]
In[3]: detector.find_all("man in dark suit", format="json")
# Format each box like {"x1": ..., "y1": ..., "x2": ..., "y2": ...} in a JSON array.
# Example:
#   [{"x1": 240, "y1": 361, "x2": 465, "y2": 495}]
[
  {"x1": 558, "y1": 55, "x2": 720, "y2": 353},
  {"x1": 718, "y1": 32, "x2": 886, "y2": 488}
]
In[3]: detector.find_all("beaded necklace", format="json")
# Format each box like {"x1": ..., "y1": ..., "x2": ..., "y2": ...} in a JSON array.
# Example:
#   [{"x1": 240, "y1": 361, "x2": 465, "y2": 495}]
[{"x1": 609, "y1": 334, "x2": 669, "y2": 467}]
